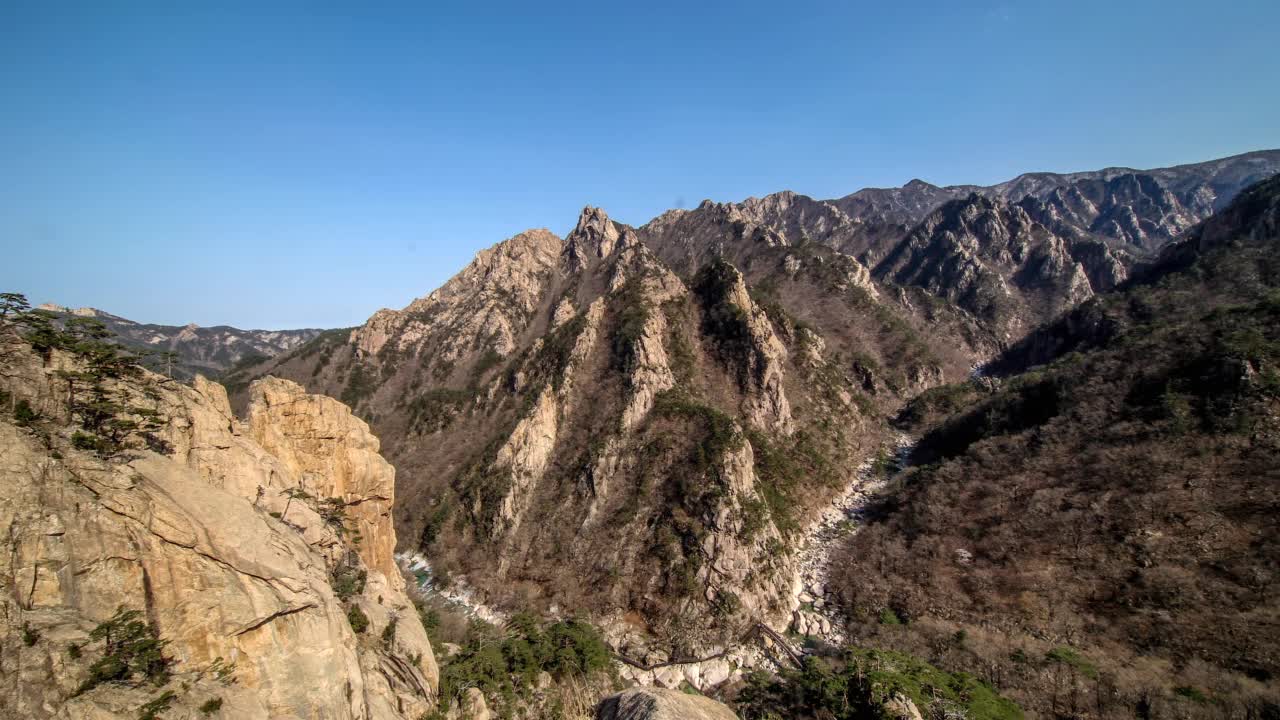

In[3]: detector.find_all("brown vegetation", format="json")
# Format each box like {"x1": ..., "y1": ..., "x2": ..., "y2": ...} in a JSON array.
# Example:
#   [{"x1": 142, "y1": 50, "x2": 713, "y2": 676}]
[{"x1": 830, "y1": 177, "x2": 1280, "y2": 718}]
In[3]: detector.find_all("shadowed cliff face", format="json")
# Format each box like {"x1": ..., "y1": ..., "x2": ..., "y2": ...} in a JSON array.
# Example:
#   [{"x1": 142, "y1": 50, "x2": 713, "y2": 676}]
[{"x1": 0, "y1": 330, "x2": 437, "y2": 720}]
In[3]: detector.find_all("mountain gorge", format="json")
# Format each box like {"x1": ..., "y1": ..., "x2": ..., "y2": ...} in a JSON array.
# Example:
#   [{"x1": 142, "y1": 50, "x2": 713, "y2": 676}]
[
  {"x1": 7, "y1": 149, "x2": 1280, "y2": 719},
  {"x1": 227, "y1": 151, "x2": 1278, "y2": 676},
  {"x1": 828, "y1": 173, "x2": 1280, "y2": 717}
]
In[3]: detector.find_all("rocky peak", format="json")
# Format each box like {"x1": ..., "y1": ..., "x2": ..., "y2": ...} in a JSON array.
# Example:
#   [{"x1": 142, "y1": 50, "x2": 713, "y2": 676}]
[
  {"x1": 350, "y1": 227, "x2": 563, "y2": 361},
  {"x1": 565, "y1": 206, "x2": 624, "y2": 268}
]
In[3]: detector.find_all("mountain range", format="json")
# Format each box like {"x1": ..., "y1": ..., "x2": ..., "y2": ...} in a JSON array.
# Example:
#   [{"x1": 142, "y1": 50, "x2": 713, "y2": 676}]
[
  {"x1": 32, "y1": 303, "x2": 323, "y2": 380},
  {"x1": 4, "y1": 148, "x2": 1279, "y2": 719}
]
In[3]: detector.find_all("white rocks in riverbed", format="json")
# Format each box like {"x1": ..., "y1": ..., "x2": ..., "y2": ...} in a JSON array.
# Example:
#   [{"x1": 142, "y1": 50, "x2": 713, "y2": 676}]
[
  {"x1": 782, "y1": 434, "x2": 915, "y2": 646},
  {"x1": 701, "y1": 659, "x2": 733, "y2": 687},
  {"x1": 654, "y1": 666, "x2": 684, "y2": 689}
]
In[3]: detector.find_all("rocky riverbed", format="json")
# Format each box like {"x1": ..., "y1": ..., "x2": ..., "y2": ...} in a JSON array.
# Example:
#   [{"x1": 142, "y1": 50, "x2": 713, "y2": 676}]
[
  {"x1": 786, "y1": 432, "x2": 914, "y2": 643},
  {"x1": 398, "y1": 552, "x2": 508, "y2": 626}
]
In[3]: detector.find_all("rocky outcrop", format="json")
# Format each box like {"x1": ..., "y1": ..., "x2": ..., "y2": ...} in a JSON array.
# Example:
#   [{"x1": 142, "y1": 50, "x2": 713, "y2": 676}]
[
  {"x1": 714, "y1": 264, "x2": 794, "y2": 435},
  {"x1": 595, "y1": 688, "x2": 738, "y2": 720},
  {"x1": 446, "y1": 687, "x2": 490, "y2": 720},
  {"x1": 565, "y1": 206, "x2": 623, "y2": 269},
  {"x1": 702, "y1": 438, "x2": 790, "y2": 626},
  {"x1": 883, "y1": 694, "x2": 925, "y2": 720},
  {"x1": 610, "y1": 245, "x2": 684, "y2": 432},
  {"x1": 246, "y1": 377, "x2": 403, "y2": 582},
  {"x1": 0, "y1": 337, "x2": 437, "y2": 719},
  {"x1": 491, "y1": 385, "x2": 559, "y2": 536}
]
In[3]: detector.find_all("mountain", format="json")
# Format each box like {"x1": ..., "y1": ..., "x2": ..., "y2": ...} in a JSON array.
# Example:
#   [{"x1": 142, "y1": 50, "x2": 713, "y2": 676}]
[
  {"x1": 228, "y1": 151, "x2": 1278, "y2": 652},
  {"x1": 836, "y1": 148, "x2": 1280, "y2": 237},
  {"x1": 86, "y1": 149, "x2": 1279, "y2": 716},
  {"x1": 827, "y1": 175, "x2": 1280, "y2": 717},
  {"x1": 638, "y1": 150, "x2": 1277, "y2": 338},
  {"x1": 0, "y1": 323, "x2": 438, "y2": 718},
  {"x1": 34, "y1": 303, "x2": 323, "y2": 380}
]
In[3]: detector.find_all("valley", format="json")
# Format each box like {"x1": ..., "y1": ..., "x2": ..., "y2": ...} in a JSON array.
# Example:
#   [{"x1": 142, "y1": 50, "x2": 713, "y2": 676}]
[{"x1": 4, "y1": 150, "x2": 1279, "y2": 719}]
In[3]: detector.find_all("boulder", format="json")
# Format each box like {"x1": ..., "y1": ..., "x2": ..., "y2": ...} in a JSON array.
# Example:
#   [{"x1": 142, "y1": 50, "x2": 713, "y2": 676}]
[{"x1": 595, "y1": 688, "x2": 738, "y2": 720}]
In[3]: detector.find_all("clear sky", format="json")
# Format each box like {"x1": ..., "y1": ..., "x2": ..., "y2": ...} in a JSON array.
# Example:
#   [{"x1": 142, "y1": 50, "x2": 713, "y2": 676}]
[{"x1": 2, "y1": 1, "x2": 1277, "y2": 329}]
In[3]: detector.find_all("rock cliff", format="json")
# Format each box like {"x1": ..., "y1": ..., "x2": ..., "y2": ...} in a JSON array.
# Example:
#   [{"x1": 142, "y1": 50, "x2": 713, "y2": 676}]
[{"x1": 0, "y1": 329, "x2": 437, "y2": 719}]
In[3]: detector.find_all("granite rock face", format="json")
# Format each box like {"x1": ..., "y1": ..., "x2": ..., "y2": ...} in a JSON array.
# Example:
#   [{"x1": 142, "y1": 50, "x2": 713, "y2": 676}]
[
  {"x1": 0, "y1": 336, "x2": 437, "y2": 720},
  {"x1": 349, "y1": 228, "x2": 564, "y2": 362}
]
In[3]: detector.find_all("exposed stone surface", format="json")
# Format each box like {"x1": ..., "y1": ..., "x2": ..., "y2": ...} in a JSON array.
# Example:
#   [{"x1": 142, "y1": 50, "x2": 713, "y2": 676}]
[
  {"x1": 492, "y1": 385, "x2": 559, "y2": 536},
  {"x1": 0, "y1": 338, "x2": 436, "y2": 719},
  {"x1": 446, "y1": 687, "x2": 490, "y2": 720},
  {"x1": 595, "y1": 687, "x2": 738, "y2": 720},
  {"x1": 698, "y1": 438, "x2": 790, "y2": 626},
  {"x1": 720, "y1": 264, "x2": 794, "y2": 435},
  {"x1": 883, "y1": 693, "x2": 925, "y2": 720},
  {"x1": 349, "y1": 228, "x2": 563, "y2": 362}
]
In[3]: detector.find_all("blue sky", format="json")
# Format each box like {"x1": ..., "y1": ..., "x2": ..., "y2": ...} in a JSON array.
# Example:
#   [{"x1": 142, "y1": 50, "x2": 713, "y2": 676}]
[{"x1": 2, "y1": 1, "x2": 1277, "y2": 329}]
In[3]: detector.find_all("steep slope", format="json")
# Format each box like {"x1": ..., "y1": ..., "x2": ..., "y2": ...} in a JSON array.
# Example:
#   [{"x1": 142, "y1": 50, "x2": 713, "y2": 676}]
[
  {"x1": 0, "y1": 321, "x2": 437, "y2": 719},
  {"x1": 828, "y1": 177, "x2": 1280, "y2": 718},
  {"x1": 872, "y1": 194, "x2": 1105, "y2": 339},
  {"x1": 34, "y1": 303, "x2": 323, "y2": 380}
]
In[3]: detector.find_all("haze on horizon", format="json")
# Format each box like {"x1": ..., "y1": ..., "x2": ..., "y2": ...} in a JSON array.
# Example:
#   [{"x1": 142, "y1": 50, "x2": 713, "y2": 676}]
[{"x1": 2, "y1": 1, "x2": 1278, "y2": 330}]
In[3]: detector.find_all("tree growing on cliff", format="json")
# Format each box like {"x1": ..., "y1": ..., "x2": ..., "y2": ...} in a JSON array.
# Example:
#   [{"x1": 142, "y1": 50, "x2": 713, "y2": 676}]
[{"x1": 0, "y1": 292, "x2": 30, "y2": 320}]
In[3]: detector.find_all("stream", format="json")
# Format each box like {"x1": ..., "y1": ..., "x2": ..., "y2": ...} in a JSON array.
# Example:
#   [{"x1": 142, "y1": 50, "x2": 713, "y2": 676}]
[{"x1": 397, "y1": 552, "x2": 507, "y2": 626}]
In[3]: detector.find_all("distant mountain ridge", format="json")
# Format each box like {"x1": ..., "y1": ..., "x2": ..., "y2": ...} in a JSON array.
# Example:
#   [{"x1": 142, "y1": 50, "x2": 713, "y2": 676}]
[
  {"x1": 35, "y1": 303, "x2": 323, "y2": 379},
  {"x1": 641, "y1": 149, "x2": 1279, "y2": 338},
  {"x1": 834, "y1": 148, "x2": 1280, "y2": 228}
]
